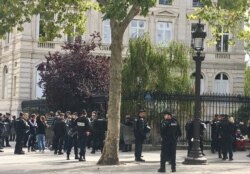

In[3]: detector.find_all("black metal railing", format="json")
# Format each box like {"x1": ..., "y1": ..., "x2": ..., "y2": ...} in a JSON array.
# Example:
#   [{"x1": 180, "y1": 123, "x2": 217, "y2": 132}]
[{"x1": 121, "y1": 92, "x2": 250, "y2": 145}]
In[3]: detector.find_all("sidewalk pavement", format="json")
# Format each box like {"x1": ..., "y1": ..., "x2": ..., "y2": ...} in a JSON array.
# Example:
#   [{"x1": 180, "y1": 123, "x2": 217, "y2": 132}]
[{"x1": 0, "y1": 144, "x2": 250, "y2": 174}]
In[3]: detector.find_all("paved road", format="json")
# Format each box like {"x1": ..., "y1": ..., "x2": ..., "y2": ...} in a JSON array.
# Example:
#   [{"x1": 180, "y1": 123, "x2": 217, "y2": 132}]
[{"x1": 0, "y1": 144, "x2": 250, "y2": 174}]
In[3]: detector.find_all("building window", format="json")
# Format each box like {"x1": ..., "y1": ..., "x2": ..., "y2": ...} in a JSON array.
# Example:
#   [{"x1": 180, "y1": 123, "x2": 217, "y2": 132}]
[
  {"x1": 156, "y1": 21, "x2": 172, "y2": 45},
  {"x1": 216, "y1": 29, "x2": 229, "y2": 52},
  {"x1": 39, "y1": 13, "x2": 54, "y2": 39},
  {"x1": 39, "y1": 14, "x2": 46, "y2": 38},
  {"x1": 214, "y1": 73, "x2": 229, "y2": 94},
  {"x1": 130, "y1": 20, "x2": 145, "y2": 38},
  {"x1": 159, "y1": 0, "x2": 172, "y2": 5},
  {"x1": 191, "y1": 73, "x2": 205, "y2": 94},
  {"x1": 191, "y1": 23, "x2": 205, "y2": 47},
  {"x1": 102, "y1": 19, "x2": 111, "y2": 44},
  {"x1": 36, "y1": 70, "x2": 43, "y2": 98},
  {"x1": 2, "y1": 66, "x2": 8, "y2": 99},
  {"x1": 193, "y1": 0, "x2": 203, "y2": 7}
]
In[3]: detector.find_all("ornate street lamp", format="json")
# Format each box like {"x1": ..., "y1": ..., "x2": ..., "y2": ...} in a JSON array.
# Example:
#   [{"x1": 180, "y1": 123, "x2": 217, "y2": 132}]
[{"x1": 184, "y1": 19, "x2": 207, "y2": 164}]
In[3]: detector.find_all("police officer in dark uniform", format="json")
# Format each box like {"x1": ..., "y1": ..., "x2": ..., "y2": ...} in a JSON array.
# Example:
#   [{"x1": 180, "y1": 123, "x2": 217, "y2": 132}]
[
  {"x1": 134, "y1": 109, "x2": 150, "y2": 162},
  {"x1": 53, "y1": 114, "x2": 67, "y2": 155},
  {"x1": 76, "y1": 110, "x2": 90, "y2": 161},
  {"x1": 66, "y1": 113, "x2": 79, "y2": 160},
  {"x1": 158, "y1": 110, "x2": 181, "y2": 173},
  {"x1": 14, "y1": 112, "x2": 29, "y2": 154},
  {"x1": 3, "y1": 113, "x2": 11, "y2": 147},
  {"x1": 91, "y1": 112, "x2": 107, "y2": 154},
  {"x1": 210, "y1": 114, "x2": 219, "y2": 153}
]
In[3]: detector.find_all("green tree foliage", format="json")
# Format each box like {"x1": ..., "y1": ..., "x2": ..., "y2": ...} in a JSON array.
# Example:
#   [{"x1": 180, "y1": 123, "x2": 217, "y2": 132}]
[
  {"x1": 0, "y1": 0, "x2": 97, "y2": 40},
  {"x1": 122, "y1": 35, "x2": 192, "y2": 95},
  {"x1": 236, "y1": 104, "x2": 250, "y2": 123},
  {"x1": 244, "y1": 66, "x2": 250, "y2": 96},
  {"x1": 189, "y1": 0, "x2": 250, "y2": 46}
]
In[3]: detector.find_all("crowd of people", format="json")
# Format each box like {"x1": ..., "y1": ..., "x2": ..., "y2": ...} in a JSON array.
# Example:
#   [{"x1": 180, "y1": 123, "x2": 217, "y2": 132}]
[
  {"x1": 1, "y1": 109, "x2": 250, "y2": 173},
  {"x1": 0, "y1": 110, "x2": 107, "y2": 161},
  {"x1": 185, "y1": 114, "x2": 250, "y2": 161}
]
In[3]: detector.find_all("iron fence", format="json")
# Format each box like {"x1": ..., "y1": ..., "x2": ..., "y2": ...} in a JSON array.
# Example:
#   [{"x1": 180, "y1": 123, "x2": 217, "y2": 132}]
[{"x1": 121, "y1": 92, "x2": 250, "y2": 145}]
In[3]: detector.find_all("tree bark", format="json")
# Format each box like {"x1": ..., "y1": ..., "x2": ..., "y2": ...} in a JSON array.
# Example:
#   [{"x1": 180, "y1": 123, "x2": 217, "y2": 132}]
[
  {"x1": 97, "y1": 5, "x2": 140, "y2": 165},
  {"x1": 97, "y1": 20, "x2": 124, "y2": 165}
]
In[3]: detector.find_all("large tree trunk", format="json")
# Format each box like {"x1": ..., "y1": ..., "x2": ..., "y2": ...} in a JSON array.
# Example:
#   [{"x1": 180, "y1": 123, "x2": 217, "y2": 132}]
[{"x1": 97, "y1": 21, "x2": 124, "y2": 165}]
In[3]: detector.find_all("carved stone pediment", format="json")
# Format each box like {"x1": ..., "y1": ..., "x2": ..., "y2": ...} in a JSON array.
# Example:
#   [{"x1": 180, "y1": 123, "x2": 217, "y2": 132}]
[{"x1": 153, "y1": 9, "x2": 179, "y2": 17}]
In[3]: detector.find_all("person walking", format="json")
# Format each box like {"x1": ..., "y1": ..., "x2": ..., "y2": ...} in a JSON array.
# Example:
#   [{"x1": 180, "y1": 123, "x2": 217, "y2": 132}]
[{"x1": 158, "y1": 110, "x2": 181, "y2": 173}]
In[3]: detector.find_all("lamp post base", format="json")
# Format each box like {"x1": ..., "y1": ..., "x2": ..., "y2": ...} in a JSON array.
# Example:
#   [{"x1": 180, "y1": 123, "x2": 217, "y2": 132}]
[{"x1": 183, "y1": 156, "x2": 207, "y2": 165}]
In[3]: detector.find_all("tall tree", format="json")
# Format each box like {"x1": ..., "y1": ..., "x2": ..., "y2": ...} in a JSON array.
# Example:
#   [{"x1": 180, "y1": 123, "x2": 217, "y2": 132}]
[
  {"x1": 37, "y1": 33, "x2": 110, "y2": 112},
  {"x1": 96, "y1": 0, "x2": 156, "y2": 165}
]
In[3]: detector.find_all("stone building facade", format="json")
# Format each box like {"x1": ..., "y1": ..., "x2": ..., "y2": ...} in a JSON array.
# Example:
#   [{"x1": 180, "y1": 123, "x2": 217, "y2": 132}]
[{"x1": 0, "y1": 0, "x2": 246, "y2": 115}]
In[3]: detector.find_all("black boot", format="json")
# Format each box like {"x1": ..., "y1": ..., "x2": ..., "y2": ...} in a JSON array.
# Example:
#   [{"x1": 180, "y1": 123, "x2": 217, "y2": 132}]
[
  {"x1": 82, "y1": 154, "x2": 86, "y2": 161},
  {"x1": 67, "y1": 154, "x2": 70, "y2": 160},
  {"x1": 158, "y1": 167, "x2": 166, "y2": 173},
  {"x1": 158, "y1": 162, "x2": 166, "y2": 173},
  {"x1": 79, "y1": 155, "x2": 84, "y2": 161},
  {"x1": 171, "y1": 166, "x2": 176, "y2": 172},
  {"x1": 75, "y1": 154, "x2": 79, "y2": 159}
]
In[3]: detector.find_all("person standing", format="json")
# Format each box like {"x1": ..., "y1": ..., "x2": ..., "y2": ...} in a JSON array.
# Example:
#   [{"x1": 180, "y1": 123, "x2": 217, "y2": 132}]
[
  {"x1": 0, "y1": 114, "x2": 4, "y2": 152},
  {"x1": 53, "y1": 113, "x2": 67, "y2": 155},
  {"x1": 76, "y1": 109, "x2": 90, "y2": 161},
  {"x1": 14, "y1": 112, "x2": 29, "y2": 154},
  {"x1": 86, "y1": 111, "x2": 95, "y2": 149},
  {"x1": 219, "y1": 114, "x2": 235, "y2": 160},
  {"x1": 2, "y1": 113, "x2": 11, "y2": 147},
  {"x1": 134, "y1": 109, "x2": 151, "y2": 162},
  {"x1": 27, "y1": 114, "x2": 37, "y2": 152},
  {"x1": 36, "y1": 115, "x2": 47, "y2": 153},
  {"x1": 158, "y1": 110, "x2": 181, "y2": 173},
  {"x1": 10, "y1": 116, "x2": 16, "y2": 141},
  {"x1": 122, "y1": 114, "x2": 134, "y2": 152},
  {"x1": 91, "y1": 111, "x2": 107, "y2": 154},
  {"x1": 210, "y1": 114, "x2": 219, "y2": 153},
  {"x1": 45, "y1": 111, "x2": 55, "y2": 150},
  {"x1": 66, "y1": 113, "x2": 79, "y2": 160}
]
